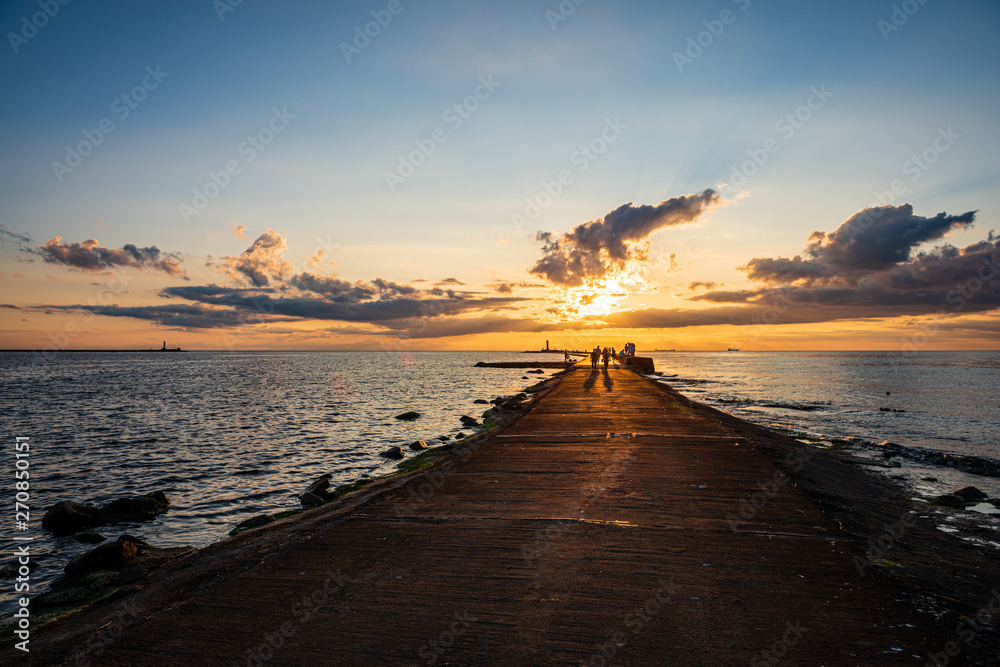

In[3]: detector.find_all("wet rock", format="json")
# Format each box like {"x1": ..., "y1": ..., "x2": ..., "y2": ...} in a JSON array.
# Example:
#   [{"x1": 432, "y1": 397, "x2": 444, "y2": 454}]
[
  {"x1": 42, "y1": 502, "x2": 106, "y2": 536},
  {"x1": 473, "y1": 399, "x2": 489, "y2": 404},
  {"x1": 0, "y1": 559, "x2": 40, "y2": 578},
  {"x1": 481, "y1": 408, "x2": 496, "y2": 419},
  {"x1": 74, "y1": 531, "x2": 107, "y2": 544},
  {"x1": 460, "y1": 415, "x2": 480, "y2": 427},
  {"x1": 921, "y1": 476, "x2": 939, "y2": 482},
  {"x1": 455, "y1": 432, "x2": 468, "y2": 439},
  {"x1": 381, "y1": 446, "x2": 405, "y2": 460},
  {"x1": 302, "y1": 474, "x2": 332, "y2": 502},
  {"x1": 436, "y1": 435, "x2": 451, "y2": 441},
  {"x1": 101, "y1": 492, "x2": 171, "y2": 524},
  {"x1": 410, "y1": 440, "x2": 428, "y2": 451},
  {"x1": 299, "y1": 492, "x2": 326, "y2": 507},
  {"x1": 395, "y1": 411, "x2": 421, "y2": 421},
  {"x1": 233, "y1": 515, "x2": 275, "y2": 532},
  {"x1": 527, "y1": 369, "x2": 545, "y2": 374},
  {"x1": 954, "y1": 486, "x2": 987, "y2": 502},
  {"x1": 931, "y1": 494, "x2": 968, "y2": 509},
  {"x1": 65, "y1": 536, "x2": 149, "y2": 578}
]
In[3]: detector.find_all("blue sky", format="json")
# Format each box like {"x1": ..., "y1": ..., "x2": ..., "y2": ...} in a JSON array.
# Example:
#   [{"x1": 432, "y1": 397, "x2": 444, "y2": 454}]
[{"x1": 2, "y1": 0, "x2": 998, "y2": 349}]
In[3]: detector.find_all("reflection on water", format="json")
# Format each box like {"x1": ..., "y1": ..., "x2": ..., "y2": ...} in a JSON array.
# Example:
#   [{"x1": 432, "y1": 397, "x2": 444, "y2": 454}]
[{"x1": 0, "y1": 350, "x2": 560, "y2": 611}]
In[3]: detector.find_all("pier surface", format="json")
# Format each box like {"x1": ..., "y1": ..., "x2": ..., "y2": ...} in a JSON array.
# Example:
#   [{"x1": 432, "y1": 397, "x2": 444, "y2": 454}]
[{"x1": 41, "y1": 367, "x2": 940, "y2": 665}]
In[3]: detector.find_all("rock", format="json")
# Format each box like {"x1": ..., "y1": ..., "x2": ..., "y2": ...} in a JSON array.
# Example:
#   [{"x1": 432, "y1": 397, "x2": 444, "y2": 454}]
[
  {"x1": 101, "y1": 492, "x2": 171, "y2": 524},
  {"x1": 437, "y1": 435, "x2": 451, "y2": 441},
  {"x1": 455, "y1": 432, "x2": 468, "y2": 439},
  {"x1": 473, "y1": 399, "x2": 489, "y2": 404},
  {"x1": 65, "y1": 536, "x2": 142, "y2": 578},
  {"x1": 74, "y1": 531, "x2": 107, "y2": 544},
  {"x1": 395, "y1": 411, "x2": 421, "y2": 421},
  {"x1": 410, "y1": 440, "x2": 428, "y2": 451},
  {"x1": 481, "y1": 409, "x2": 496, "y2": 419},
  {"x1": 521, "y1": 376, "x2": 528, "y2": 379},
  {"x1": 931, "y1": 494, "x2": 968, "y2": 509},
  {"x1": 43, "y1": 493, "x2": 170, "y2": 536},
  {"x1": 303, "y1": 474, "x2": 332, "y2": 499},
  {"x1": 920, "y1": 476, "x2": 938, "y2": 482},
  {"x1": 234, "y1": 515, "x2": 275, "y2": 531},
  {"x1": 460, "y1": 415, "x2": 480, "y2": 427},
  {"x1": 42, "y1": 501, "x2": 106, "y2": 537},
  {"x1": 1, "y1": 559, "x2": 40, "y2": 578},
  {"x1": 527, "y1": 369, "x2": 545, "y2": 374},
  {"x1": 299, "y1": 492, "x2": 326, "y2": 507},
  {"x1": 381, "y1": 446, "x2": 405, "y2": 460},
  {"x1": 954, "y1": 486, "x2": 987, "y2": 502},
  {"x1": 490, "y1": 397, "x2": 505, "y2": 404}
]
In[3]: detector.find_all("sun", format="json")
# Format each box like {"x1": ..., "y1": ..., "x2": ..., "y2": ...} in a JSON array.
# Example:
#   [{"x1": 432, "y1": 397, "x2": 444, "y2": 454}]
[{"x1": 555, "y1": 267, "x2": 647, "y2": 319}]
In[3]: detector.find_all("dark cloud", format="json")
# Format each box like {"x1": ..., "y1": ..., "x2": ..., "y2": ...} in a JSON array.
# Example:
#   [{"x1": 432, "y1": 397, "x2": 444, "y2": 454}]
[
  {"x1": 0, "y1": 225, "x2": 33, "y2": 252},
  {"x1": 688, "y1": 281, "x2": 719, "y2": 291},
  {"x1": 36, "y1": 237, "x2": 187, "y2": 278},
  {"x1": 288, "y1": 273, "x2": 378, "y2": 303},
  {"x1": 531, "y1": 190, "x2": 719, "y2": 286},
  {"x1": 743, "y1": 205, "x2": 976, "y2": 285},
  {"x1": 41, "y1": 303, "x2": 285, "y2": 330},
  {"x1": 159, "y1": 285, "x2": 525, "y2": 327},
  {"x1": 435, "y1": 278, "x2": 465, "y2": 286}
]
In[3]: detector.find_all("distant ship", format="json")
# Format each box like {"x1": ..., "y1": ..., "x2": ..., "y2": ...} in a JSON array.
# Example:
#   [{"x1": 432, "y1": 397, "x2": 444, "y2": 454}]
[
  {"x1": 654, "y1": 349, "x2": 676, "y2": 352},
  {"x1": 727, "y1": 348, "x2": 740, "y2": 351}
]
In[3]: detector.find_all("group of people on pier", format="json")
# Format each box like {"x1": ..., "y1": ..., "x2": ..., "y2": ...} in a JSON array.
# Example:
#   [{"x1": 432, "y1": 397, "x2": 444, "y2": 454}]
[{"x1": 589, "y1": 342, "x2": 637, "y2": 370}]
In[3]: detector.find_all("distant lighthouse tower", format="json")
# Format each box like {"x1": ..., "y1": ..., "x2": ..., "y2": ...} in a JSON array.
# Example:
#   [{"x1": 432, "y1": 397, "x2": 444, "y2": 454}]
[{"x1": 161, "y1": 341, "x2": 166, "y2": 351}]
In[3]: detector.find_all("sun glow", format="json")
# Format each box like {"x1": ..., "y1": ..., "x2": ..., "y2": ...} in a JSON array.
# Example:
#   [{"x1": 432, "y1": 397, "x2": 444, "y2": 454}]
[{"x1": 552, "y1": 267, "x2": 648, "y2": 319}]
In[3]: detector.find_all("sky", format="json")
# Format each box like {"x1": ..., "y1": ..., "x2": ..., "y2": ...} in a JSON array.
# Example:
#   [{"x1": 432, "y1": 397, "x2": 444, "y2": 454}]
[{"x1": 1, "y1": 0, "x2": 998, "y2": 351}]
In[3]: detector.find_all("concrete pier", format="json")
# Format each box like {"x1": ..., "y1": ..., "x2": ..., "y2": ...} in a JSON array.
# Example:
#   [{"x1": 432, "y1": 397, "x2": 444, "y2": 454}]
[{"x1": 27, "y1": 367, "x2": 941, "y2": 665}]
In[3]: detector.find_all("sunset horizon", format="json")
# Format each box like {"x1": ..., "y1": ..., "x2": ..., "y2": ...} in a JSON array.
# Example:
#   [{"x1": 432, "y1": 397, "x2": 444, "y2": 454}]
[{"x1": 2, "y1": 2, "x2": 998, "y2": 353}]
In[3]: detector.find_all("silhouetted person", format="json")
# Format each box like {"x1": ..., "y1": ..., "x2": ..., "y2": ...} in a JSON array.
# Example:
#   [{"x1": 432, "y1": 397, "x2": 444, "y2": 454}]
[
  {"x1": 590, "y1": 347, "x2": 600, "y2": 370},
  {"x1": 602, "y1": 347, "x2": 610, "y2": 370}
]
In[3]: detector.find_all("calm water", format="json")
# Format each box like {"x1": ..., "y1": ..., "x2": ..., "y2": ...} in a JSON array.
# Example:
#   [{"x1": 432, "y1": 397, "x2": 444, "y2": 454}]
[
  {"x1": 1, "y1": 350, "x2": 998, "y2": 612},
  {"x1": 646, "y1": 351, "x2": 999, "y2": 459}
]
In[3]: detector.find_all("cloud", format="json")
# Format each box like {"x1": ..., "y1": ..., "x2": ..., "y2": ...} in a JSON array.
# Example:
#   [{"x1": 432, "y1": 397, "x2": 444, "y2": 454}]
[
  {"x1": 743, "y1": 205, "x2": 976, "y2": 285},
  {"x1": 41, "y1": 303, "x2": 289, "y2": 330},
  {"x1": 688, "y1": 281, "x2": 719, "y2": 290},
  {"x1": 692, "y1": 203, "x2": 999, "y2": 322},
  {"x1": 158, "y1": 284, "x2": 525, "y2": 327},
  {"x1": 0, "y1": 225, "x2": 33, "y2": 251},
  {"x1": 36, "y1": 237, "x2": 187, "y2": 278},
  {"x1": 530, "y1": 190, "x2": 719, "y2": 286},
  {"x1": 219, "y1": 229, "x2": 293, "y2": 287},
  {"x1": 436, "y1": 278, "x2": 465, "y2": 286},
  {"x1": 231, "y1": 223, "x2": 248, "y2": 239}
]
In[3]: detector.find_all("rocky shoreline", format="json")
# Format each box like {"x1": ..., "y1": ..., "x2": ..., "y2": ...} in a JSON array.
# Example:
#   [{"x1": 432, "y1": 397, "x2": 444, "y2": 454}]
[
  {"x1": 0, "y1": 370, "x2": 571, "y2": 659},
  {"x1": 5, "y1": 366, "x2": 999, "y2": 665}
]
